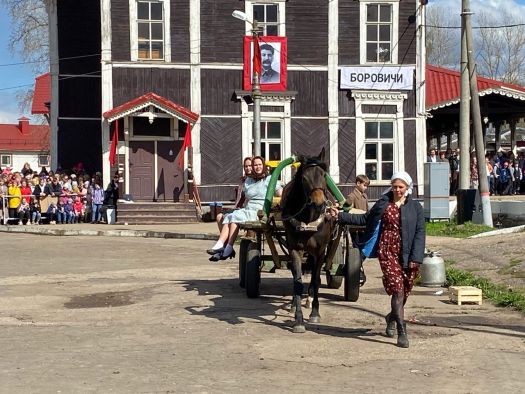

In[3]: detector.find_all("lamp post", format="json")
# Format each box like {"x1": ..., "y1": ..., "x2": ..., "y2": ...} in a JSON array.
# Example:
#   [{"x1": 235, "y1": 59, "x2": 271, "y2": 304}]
[{"x1": 233, "y1": 10, "x2": 262, "y2": 157}]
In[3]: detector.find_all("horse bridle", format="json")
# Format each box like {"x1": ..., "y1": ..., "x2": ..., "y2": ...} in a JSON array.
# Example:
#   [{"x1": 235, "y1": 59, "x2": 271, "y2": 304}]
[{"x1": 282, "y1": 162, "x2": 329, "y2": 222}]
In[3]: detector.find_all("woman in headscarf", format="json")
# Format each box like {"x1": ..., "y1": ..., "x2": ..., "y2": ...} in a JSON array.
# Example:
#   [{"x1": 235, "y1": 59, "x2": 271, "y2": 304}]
[{"x1": 333, "y1": 171, "x2": 425, "y2": 348}]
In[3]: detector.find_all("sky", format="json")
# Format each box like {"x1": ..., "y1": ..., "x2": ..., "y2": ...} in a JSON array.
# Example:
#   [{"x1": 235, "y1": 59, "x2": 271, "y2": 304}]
[{"x1": 1, "y1": 0, "x2": 525, "y2": 125}]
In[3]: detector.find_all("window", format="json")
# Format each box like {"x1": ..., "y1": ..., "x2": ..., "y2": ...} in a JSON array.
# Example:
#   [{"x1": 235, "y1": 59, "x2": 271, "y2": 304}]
[
  {"x1": 360, "y1": 1, "x2": 399, "y2": 64},
  {"x1": 38, "y1": 155, "x2": 50, "y2": 167},
  {"x1": 1, "y1": 154, "x2": 12, "y2": 167},
  {"x1": 364, "y1": 121, "x2": 394, "y2": 181},
  {"x1": 129, "y1": 0, "x2": 171, "y2": 61},
  {"x1": 253, "y1": 3, "x2": 279, "y2": 35},
  {"x1": 132, "y1": 117, "x2": 171, "y2": 137},
  {"x1": 246, "y1": 1, "x2": 286, "y2": 36},
  {"x1": 138, "y1": 1, "x2": 164, "y2": 59},
  {"x1": 258, "y1": 121, "x2": 283, "y2": 162}
]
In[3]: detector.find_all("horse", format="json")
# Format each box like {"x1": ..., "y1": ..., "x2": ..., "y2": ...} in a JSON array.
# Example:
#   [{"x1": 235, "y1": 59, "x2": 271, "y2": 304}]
[{"x1": 280, "y1": 148, "x2": 337, "y2": 333}]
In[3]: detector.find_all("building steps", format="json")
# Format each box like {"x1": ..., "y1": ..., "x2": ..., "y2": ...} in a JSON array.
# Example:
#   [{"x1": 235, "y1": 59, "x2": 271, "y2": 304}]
[{"x1": 116, "y1": 202, "x2": 199, "y2": 224}]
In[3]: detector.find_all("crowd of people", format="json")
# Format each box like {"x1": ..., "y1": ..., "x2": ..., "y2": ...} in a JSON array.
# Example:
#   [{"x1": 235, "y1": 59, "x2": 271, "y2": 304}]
[
  {"x1": 427, "y1": 148, "x2": 525, "y2": 196},
  {"x1": 0, "y1": 162, "x2": 120, "y2": 225}
]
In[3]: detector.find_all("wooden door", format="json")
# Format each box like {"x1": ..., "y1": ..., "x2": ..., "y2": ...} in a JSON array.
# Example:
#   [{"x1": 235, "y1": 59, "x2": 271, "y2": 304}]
[
  {"x1": 156, "y1": 140, "x2": 184, "y2": 202},
  {"x1": 129, "y1": 141, "x2": 154, "y2": 201}
]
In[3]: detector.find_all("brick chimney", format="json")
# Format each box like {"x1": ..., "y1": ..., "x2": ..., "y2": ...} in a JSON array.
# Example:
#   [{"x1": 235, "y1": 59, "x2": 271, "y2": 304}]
[{"x1": 18, "y1": 117, "x2": 30, "y2": 135}]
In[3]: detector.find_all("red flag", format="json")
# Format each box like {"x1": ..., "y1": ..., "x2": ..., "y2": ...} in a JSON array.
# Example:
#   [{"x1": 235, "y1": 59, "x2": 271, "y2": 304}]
[
  {"x1": 253, "y1": 35, "x2": 261, "y2": 76},
  {"x1": 178, "y1": 122, "x2": 192, "y2": 168},
  {"x1": 109, "y1": 120, "x2": 119, "y2": 166}
]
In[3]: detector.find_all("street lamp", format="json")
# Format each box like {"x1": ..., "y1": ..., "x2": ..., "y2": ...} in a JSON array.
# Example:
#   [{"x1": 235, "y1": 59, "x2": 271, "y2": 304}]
[{"x1": 232, "y1": 10, "x2": 262, "y2": 157}]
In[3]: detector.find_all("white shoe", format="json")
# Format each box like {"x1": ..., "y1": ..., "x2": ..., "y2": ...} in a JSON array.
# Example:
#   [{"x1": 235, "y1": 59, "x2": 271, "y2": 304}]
[
  {"x1": 18, "y1": 222, "x2": 23, "y2": 225},
  {"x1": 26, "y1": 222, "x2": 30, "y2": 226},
  {"x1": 50, "y1": 221, "x2": 56, "y2": 225}
]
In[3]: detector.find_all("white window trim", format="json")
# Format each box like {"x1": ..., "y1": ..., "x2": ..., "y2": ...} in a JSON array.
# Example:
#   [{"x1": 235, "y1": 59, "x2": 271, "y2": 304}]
[
  {"x1": 1, "y1": 154, "x2": 12, "y2": 167},
  {"x1": 352, "y1": 90, "x2": 406, "y2": 184},
  {"x1": 244, "y1": 1, "x2": 286, "y2": 36},
  {"x1": 129, "y1": 0, "x2": 171, "y2": 62},
  {"x1": 359, "y1": 0, "x2": 399, "y2": 65},
  {"x1": 240, "y1": 99, "x2": 292, "y2": 182},
  {"x1": 38, "y1": 154, "x2": 50, "y2": 167}
]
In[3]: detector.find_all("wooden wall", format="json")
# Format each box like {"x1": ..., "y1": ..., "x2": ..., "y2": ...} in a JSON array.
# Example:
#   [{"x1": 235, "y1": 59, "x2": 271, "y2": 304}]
[
  {"x1": 201, "y1": 69, "x2": 242, "y2": 115},
  {"x1": 57, "y1": 0, "x2": 101, "y2": 173},
  {"x1": 111, "y1": 0, "x2": 130, "y2": 61},
  {"x1": 286, "y1": 0, "x2": 328, "y2": 65},
  {"x1": 338, "y1": 118, "x2": 357, "y2": 184},
  {"x1": 404, "y1": 119, "x2": 417, "y2": 177},
  {"x1": 171, "y1": 0, "x2": 190, "y2": 63},
  {"x1": 112, "y1": 68, "x2": 191, "y2": 107},
  {"x1": 291, "y1": 119, "x2": 329, "y2": 159},
  {"x1": 338, "y1": 1, "x2": 360, "y2": 64},
  {"x1": 200, "y1": 0, "x2": 244, "y2": 63},
  {"x1": 288, "y1": 71, "x2": 328, "y2": 117},
  {"x1": 200, "y1": 117, "x2": 243, "y2": 184}
]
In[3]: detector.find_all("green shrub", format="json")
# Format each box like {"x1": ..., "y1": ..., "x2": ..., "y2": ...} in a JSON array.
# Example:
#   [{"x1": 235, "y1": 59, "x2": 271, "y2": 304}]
[{"x1": 426, "y1": 220, "x2": 494, "y2": 238}]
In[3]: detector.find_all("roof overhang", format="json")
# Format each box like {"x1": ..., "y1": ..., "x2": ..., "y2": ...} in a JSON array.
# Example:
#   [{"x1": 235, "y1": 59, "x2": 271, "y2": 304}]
[
  {"x1": 103, "y1": 92, "x2": 199, "y2": 124},
  {"x1": 427, "y1": 86, "x2": 525, "y2": 112}
]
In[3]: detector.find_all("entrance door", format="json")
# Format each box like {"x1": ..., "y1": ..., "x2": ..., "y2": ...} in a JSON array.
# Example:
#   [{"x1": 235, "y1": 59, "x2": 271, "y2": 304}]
[
  {"x1": 129, "y1": 141, "x2": 154, "y2": 200},
  {"x1": 157, "y1": 140, "x2": 184, "y2": 201}
]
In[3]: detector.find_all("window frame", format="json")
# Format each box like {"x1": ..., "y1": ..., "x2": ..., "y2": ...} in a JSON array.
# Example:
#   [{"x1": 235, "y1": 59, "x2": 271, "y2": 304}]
[
  {"x1": 363, "y1": 121, "x2": 395, "y2": 182},
  {"x1": 352, "y1": 90, "x2": 407, "y2": 184},
  {"x1": 258, "y1": 120, "x2": 284, "y2": 162},
  {"x1": 129, "y1": 0, "x2": 171, "y2": 62},
  {"x1": 0, "y1": 154, "x2": 12, "y2": 167},
  {"x1": 359, "y1": 0, "x2": 399, "y2": 65},
  {"x1": 38, "y1": 154, "x2": 50, "y2": 167},
  {"x1": 245, "y1": 0, "x2": 286, "y2": 36}
]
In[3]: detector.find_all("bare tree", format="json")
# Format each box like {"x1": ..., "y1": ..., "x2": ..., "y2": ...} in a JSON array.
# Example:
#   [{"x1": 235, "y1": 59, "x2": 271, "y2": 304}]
[
  {"x1": 474, "y1": 11, "x2": 525, "y2": 85},
  {"x1": 1, "y1": 0, "x2": 48, "y2": 114},
  {"x1": 426, "y1": 5, "x2": 459, "y2": 68}
]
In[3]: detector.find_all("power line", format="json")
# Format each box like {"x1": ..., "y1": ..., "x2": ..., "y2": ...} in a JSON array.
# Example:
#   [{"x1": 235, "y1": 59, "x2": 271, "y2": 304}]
[
  {"x1": 425, "y1": 23, "x2": 525, "y2": 30},
  {"x1": 0, "y1": 53, "x2": 101, "y2": 68},
  {"x1": 0, "y1": 70, "x2": 101, "y2": 92}
]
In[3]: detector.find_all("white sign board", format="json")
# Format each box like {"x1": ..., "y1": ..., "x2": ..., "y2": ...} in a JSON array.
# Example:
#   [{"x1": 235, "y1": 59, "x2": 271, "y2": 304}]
[{"x1": 340, "y1": 66, "x2": 415, "y2": 90}]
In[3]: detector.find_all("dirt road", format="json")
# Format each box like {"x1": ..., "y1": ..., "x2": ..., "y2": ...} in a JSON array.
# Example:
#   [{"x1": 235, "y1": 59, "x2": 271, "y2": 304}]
[{"x1": 0, "y1": 234, "x2": 523, "y2": 393}]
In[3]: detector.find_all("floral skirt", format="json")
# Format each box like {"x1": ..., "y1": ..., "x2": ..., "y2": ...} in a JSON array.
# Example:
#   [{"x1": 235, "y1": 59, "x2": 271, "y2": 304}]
[{"x1": 379, "y1": 259, "x2": 419, "y2": 297}]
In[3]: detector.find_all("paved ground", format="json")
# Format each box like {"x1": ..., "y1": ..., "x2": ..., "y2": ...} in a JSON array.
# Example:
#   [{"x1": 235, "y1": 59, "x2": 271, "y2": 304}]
[{"x1": 0, "y1": 233, "x2": 523, "y2": 393}]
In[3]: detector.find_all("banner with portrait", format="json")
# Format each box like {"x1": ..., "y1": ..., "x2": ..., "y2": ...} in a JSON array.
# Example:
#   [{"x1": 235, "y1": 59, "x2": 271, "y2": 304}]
[{"x1": 243, "y1": 36, "x2": 287, "y2": 91}]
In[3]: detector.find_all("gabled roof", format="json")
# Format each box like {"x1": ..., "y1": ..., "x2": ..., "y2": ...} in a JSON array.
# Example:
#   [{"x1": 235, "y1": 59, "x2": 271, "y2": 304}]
[
  {"x1": 426, "y1": 65, "x2": 525, "y2": 111},
  {"x1": 31, "y1": 73, "x2": 51, "y2": 115},
  {"x1": 0, "y1": 122, "x2": 50, "y2": 152},
  {"x1": 103, "y1": 92, "x2": 199, "y2": 123}
]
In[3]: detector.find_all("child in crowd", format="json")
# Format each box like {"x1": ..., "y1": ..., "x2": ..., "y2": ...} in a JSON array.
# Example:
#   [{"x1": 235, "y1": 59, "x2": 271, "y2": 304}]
[
  {"x1": 91, "y1": 183, "x2": 104, "y2": 223},
  {"x1": 17, "y1": 199, "x2": 30, "y2": 225},
  {"x1": 64, "y1": 198, "x2": 75, "y2": 223},
  {"x1": 73, "y1": 196, "x2": 84, "y2": 223},
  {"x1": 30, "y1": 198, "x2": 41, "y2": 225},
  {"x1": 56, "y1": 201, "x2": 66, "y2": 224},
  {"x1": 47, "y1": 202, "x2": 57, "y2": 224},
  {"x1": 20, "y1": 179, "x2": 32, "y2": 204}
]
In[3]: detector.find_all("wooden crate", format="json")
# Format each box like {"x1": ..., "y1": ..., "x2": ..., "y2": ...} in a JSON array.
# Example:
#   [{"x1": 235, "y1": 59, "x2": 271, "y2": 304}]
[{"x1": 449, "y1": 286, "x2": 483, "y2": 305}]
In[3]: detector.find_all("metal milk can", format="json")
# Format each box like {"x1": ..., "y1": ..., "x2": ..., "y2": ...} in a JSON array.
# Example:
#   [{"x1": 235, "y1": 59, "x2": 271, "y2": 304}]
[{"x1": 421, "y1": 250, "x2": 446, "y2": 287}]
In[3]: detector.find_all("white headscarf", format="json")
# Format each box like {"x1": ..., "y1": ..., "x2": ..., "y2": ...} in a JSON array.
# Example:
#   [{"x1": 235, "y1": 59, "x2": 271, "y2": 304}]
[{"x1": 391, "y1": 171, "x2": 413, "y2": 196}]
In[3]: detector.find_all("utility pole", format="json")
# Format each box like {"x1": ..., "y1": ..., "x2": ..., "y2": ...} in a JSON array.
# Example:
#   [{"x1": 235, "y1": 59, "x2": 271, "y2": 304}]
[
  {"x1": 459, "y1": 2, "x2": 470, "y2": 189},
  {"x1": 464, "y1": 0, "x2": 493, "y2": 226},
  {"x1": 252, "y1": 20, "x2": 262, "y2": 157}
]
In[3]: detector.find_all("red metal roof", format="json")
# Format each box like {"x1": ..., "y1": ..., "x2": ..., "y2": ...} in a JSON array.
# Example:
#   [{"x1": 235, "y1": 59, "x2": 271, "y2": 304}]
[
  {"x1": 0, "y1": 121, "x2": 50, "y2": 152},
  {"x1": 103, "y1": 92, "x2": 199, "y2": 123},
  {"x1": 426, "y1": 65, "x2": 525, "y2": 110},
  {"x1": 31, "y1": 73, "x2": 51, "y2": 115}
]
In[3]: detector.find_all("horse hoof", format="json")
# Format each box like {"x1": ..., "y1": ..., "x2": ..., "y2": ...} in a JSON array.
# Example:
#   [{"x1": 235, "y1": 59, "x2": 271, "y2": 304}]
[
  {"x1": 309, "y1": 315, "x2": 321, "y2": 324},
  {"x1": 292, "y1": 324, "x2": 306, "y2": 334}
]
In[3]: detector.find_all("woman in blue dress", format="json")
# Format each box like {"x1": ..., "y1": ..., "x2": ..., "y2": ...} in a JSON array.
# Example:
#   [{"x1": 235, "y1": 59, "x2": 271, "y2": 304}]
[{"x1": 207, "y1": 156, "x2": 282, "y2": 261}]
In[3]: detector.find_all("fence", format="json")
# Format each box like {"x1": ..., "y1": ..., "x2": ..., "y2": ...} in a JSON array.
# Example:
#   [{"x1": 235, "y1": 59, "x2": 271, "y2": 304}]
[{"x1": 1, "y1": 194, "x2": 75, "y2": 224}]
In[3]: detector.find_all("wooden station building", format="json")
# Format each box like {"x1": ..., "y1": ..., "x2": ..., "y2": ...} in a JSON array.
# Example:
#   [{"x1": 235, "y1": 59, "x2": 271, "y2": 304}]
[{"x1": 47, "y1": 0, "x2": 427, "y2": 203}]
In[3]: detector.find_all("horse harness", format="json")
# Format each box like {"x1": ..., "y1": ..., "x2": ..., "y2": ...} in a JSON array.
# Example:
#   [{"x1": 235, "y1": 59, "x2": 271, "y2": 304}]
[{"x1": 282, "y1": 162, "x2": 333, "y2": 233}]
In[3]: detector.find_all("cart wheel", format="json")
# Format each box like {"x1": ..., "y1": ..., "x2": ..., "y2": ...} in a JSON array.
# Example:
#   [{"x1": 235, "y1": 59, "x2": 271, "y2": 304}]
[
  {"x1": 238, "y1": 239, "x2": 251, "y2": 288},
  {"x1": 326, "y1": 273, "x2": 343, "y2": 289},
  {"x1": 245, "y1": 241, "x2": 261, "y2": 298},
  {"x1": 344, "y1": 248, "x2": 362, "y2": 302}
]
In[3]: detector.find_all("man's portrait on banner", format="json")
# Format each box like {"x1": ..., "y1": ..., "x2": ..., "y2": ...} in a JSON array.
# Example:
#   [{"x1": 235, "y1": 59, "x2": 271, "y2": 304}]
[{"x1": 243, "y1": 36, "x2": 287, "y2": 91}]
